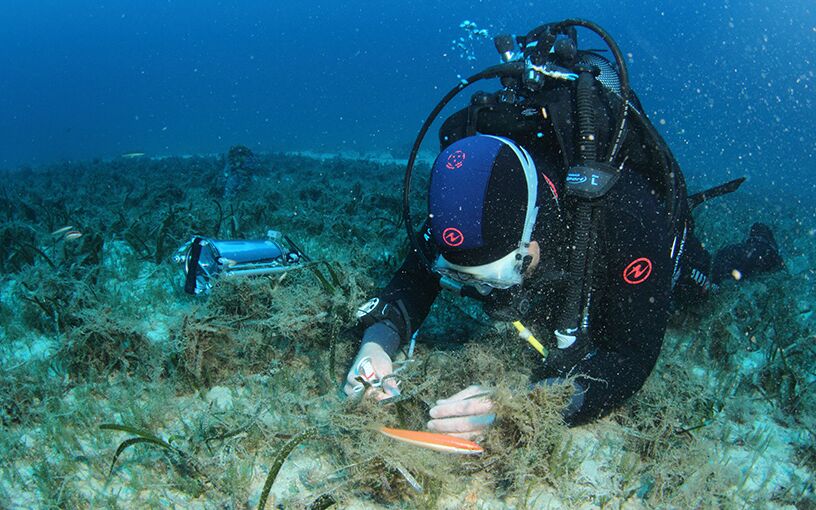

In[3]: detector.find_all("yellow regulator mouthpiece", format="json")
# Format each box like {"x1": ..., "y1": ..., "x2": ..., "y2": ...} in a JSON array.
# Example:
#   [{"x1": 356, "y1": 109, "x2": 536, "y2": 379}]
[{"x1": 513, "y1": 321, "x2": 548, "y2": 359}]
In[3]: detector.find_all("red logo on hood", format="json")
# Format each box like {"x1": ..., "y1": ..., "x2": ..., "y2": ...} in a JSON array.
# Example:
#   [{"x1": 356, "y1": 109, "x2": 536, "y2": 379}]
[
  {"x1": 442, "y1": 227, "x2": 464, "y2": 247},
  {"x1": 623, "y1": 257, "x2": 652, "y2": 285},
  {"x1": 445, "y1": 150, "x2": 466, "y2": 170}
]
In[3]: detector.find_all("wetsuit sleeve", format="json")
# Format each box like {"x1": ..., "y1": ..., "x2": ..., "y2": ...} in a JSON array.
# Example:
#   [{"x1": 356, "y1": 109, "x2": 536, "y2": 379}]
[
  {"x1": 363, "y1": 235, "x2": 442, "y2": 356},
  {"x1": 562, "y1": 172, "x2": 674, "y2": 425}
]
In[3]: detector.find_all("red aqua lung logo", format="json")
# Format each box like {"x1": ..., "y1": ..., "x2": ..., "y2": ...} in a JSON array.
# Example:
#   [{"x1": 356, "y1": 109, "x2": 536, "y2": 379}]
[
  {"x1": 445, "y1": 150, "x2": 466, "y2": 170},
  {"x1": 623, "y1": 257, "x2": 652, "y2": 284},
  {"x1": 442, "y1": 227, "x2": 464, "y2": 247}
]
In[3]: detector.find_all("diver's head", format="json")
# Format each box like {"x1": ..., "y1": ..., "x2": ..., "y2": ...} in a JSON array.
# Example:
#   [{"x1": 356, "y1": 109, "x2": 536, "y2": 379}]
[{"x1": 428, "y1": 135, "x2": 541, "y2": 295}]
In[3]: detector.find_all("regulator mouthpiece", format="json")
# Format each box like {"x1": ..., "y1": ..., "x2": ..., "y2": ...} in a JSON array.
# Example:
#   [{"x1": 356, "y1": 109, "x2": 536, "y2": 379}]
[{"x1": 174, "y1": 230, "x2": 304, "y2": 295}]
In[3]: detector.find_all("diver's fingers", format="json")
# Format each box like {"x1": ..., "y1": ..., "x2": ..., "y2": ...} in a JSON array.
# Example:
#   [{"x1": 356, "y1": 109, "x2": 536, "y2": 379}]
[
  {"x1": 345, "y1": 369, "x2": 358, "y2": 387},
  {"x1": 343, "y1": 370, "x2": 362, "y2": 394},
  {"x1": 343, "y1": 380, "x2": 364, "y2": 398},
  {"x1": 429, "y1": 396, "x2": 494, "y2": 419},
  {"x1": 371, "y1": 380, "x2": 401, "y2": 401},
  {"x1": 344, "y1": 364, "x2": 374, "y2": 394},
  {"x1": 382, "y1": 378, "x2": 401, "y2": 397},
  {"x1": 344, "y1": 369, "x2": 362, "y2": 394},
  {"x1": 426, "y1": 414, "x2": 496, "y2": 434},
  {"x1": 435, "y1": 384, "x2": 486, "y2": 404}
]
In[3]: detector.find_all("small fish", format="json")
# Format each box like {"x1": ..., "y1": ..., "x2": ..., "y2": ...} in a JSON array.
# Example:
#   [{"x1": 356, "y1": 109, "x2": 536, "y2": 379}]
[
  {"x1": 63, "y1": 230, "x2": 83, "y2": 241},
  {"x1": 51, "y1": 226, "x2": 74, "y2": 237},
  {"x1": 379, "y1": 426, "x2": 484, "y2": 455},
  {"x1": 120, "y1": 152, "x2": 145, "y2": 159}
]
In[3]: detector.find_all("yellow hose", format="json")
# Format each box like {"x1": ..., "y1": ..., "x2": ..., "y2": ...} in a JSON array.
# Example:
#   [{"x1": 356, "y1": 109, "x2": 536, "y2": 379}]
[{"x1": 513, "y1": 320, "x2": 548, "y2": 359}]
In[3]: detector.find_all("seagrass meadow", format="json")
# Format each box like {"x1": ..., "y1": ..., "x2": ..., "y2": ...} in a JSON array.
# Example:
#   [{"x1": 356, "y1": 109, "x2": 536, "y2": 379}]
[{"x1": 0, "y1": 153, "x2": 813, "y2": 509}]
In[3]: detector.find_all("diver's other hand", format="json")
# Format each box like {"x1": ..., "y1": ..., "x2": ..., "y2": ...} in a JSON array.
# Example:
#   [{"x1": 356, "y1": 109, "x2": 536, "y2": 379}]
[
  {"x1": 343, "y1": 342, "x2": 400, "y2": 400},
  {"x1": 427, "y1": 385, "x2": 496, "y2": 439}
]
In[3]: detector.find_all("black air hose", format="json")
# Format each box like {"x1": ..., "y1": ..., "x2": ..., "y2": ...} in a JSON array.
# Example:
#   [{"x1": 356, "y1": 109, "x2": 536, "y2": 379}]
[
  {"x1": 576, "y1": 73, "x2": 597, "y2": 162},
  {"x1": 557, "y1": 72, "x2": 598, "y2": 335},
  {"x1": 558, "y1": 201, "x2": 592, "y2": 331}
]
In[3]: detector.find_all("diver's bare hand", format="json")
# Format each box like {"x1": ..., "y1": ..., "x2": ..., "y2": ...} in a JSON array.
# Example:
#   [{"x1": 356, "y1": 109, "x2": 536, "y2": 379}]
[
  {"x1": 427, "y1": 385, "x2": 495, "y2": 439},
  {"x1": 343, "y1": 342, "x2": 400, "y2": 401}
]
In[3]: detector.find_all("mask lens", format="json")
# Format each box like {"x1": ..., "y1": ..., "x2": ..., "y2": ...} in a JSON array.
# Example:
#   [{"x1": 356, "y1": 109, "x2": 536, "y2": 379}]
[{"x1": 434, "y1": 250, "x2": 524, "y2": 291}]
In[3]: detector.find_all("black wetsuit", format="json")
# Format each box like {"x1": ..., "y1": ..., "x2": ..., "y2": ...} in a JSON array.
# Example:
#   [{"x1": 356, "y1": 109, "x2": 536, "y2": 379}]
[{"x1": 362, "y1": 80, "x2": 782, "y2": 425}]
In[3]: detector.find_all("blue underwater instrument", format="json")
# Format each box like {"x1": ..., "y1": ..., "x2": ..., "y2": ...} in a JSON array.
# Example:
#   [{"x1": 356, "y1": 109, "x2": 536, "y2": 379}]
[{"x1": 174, "y1": 230, "x2": 307, "y2": 295}]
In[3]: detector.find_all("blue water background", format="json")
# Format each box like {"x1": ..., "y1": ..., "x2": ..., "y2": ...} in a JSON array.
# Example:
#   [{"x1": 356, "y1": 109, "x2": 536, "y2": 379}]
[{"x1": 1, "y1": 1, "x2": 813, "y2": 198}]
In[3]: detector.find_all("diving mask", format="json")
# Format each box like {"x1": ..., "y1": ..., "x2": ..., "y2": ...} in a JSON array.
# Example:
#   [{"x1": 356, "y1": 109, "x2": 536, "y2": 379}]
[{"x1": 433, "y1": 245, "x2": 531, "y2": 295}]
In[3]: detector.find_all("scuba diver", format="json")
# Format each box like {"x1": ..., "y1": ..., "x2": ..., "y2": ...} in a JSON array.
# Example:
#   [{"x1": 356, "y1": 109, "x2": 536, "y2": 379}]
[
  {"x1": 222, "y1": 144, "x2": 260, "y2": 199},
  {"x1": 343, "y1": 20, "x2": 784, "y2": 434}
]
